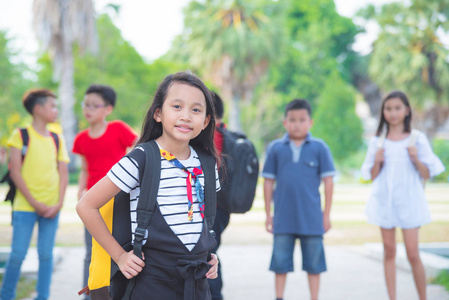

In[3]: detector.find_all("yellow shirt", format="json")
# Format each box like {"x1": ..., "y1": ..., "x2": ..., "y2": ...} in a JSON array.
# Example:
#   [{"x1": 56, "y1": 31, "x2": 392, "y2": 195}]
[{"x1": 7, "y1": 125, "x2": 70, "y2": 212}]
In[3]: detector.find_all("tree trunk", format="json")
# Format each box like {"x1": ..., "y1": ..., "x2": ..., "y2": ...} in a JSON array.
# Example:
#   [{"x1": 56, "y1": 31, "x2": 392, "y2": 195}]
[
  {"x1": 58, "y1": 44, "x2": 77, "y2": 172},
  {"x1": 229, "y1": 92, "x2": 241, "y2": 131}
]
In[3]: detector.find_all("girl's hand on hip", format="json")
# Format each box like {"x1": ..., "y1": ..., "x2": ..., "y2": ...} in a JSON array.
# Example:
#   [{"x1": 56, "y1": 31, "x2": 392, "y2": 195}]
[
  {"x1": 118, "y1": 251, "x2": 145, "y2": 279},
  {"x1": 206, "y1": 253, "x2": 219, "y2": 279}
]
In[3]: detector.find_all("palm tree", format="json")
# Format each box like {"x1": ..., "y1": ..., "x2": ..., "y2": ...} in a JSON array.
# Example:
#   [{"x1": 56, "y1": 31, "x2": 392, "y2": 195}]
[
  {"x1": 33, "y1": 0, "x2": 97, "y2": 168},
  {"x1": 358, "y1": 0, "x2": 449, "y2": 137},
  {"x1": 175, "y1": 0, "x2": 285, "y2": 131}
]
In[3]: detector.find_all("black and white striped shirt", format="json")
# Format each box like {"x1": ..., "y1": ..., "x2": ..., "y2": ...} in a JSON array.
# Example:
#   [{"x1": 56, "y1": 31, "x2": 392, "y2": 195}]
[{"x1": 107, "y1": 144, "x2": 220, "y2": 251}]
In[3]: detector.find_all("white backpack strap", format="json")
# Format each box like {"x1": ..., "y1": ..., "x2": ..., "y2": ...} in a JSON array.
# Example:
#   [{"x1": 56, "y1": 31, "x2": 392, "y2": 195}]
[
  {"x1": 377, "y1": 131, "x2": 386, "y2": 149},
  {"x1": 409, "y1": 129, "x2": 419, "y2": 147}
]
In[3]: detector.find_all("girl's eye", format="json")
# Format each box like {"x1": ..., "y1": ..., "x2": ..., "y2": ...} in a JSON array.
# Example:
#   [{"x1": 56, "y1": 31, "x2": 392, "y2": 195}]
[
  {"x1": 173, "y1": 105, "x2": 181, "y2": 109},
  {"x1": 193, "y1": 108, "x2": 201, "y2": 113}
]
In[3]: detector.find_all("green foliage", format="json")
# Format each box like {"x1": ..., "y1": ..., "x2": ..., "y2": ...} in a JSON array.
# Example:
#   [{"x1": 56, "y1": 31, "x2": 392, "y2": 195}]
[
  {"x1": 0, "y1": 31, "x2": 33, "y2": 146},
  {"x1": 37, "y1": 14, "x2": 186, "y2": 132},
  {"x1": 0, "y1": 273, "x2": 36, "y2": 299},
  {"x1": 239, "y1": 80, "x2": 291, "y2": 154},
  {"x1": 270, "y1": 0, "x2": 359, "y2": 109},
  {"x1": 358, "y1": 0, "x2": 449, "y2": 106},
  {"x1": 312, "y1": 76, "x2": 364, "y2": 163},
  {"x1": 434, "y1": 270, "x2": 449, "y2": 291},
  {"x1": 432, "y1": 139, "x2": 449, "y2": 182}
]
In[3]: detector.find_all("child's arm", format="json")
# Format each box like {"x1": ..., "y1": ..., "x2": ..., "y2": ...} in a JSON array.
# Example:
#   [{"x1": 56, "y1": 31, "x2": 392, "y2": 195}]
[
  {"x1": 44, "y1": 161, "x2": 68, "y2": 219},
  {"x1": 407, "y1": 146, "x2": 430, "y2": 180},
  {"x1": 370, "y1": 149, "x2": 385, "y2": 180},
  {"x1": 76, "y1": 176, "x2": 145, "y2": 279},
  {"x1": 322, "y1": 176, "x2": 333, "y2": 233},
  {"x1": 9, "y1": 147, "x2": 50, "y2": 216},
  {"x1": 264, "y1": 178, "x2": 275, "y2": 233},
  {"x1": 77, "y1": 156, "x2": 88, "y2": 200}
]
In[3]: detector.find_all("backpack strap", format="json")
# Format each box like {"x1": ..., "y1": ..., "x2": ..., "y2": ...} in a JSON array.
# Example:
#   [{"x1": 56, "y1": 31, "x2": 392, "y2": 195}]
[
  {"x1": 377, "y1": 130, "x2": 386, "y2": 149},
  {"x1": 409, "y1": 129, "x2": 419, "y2": 147},
  {"x1": 132, "y1": 140, "x2": 161, "y2": 259},
  {"x1": 196, "y1": 149, "x2": 217, "y2": 234},
  {"x1": 19, "y1": 128, "x2": 29, "y2": 160},
  {"x1": 49, "y1": 131, "x2": 60, "y2": 152},
  {"x1": 122, "y1": 141, "x2": 160, "y2": 300}
]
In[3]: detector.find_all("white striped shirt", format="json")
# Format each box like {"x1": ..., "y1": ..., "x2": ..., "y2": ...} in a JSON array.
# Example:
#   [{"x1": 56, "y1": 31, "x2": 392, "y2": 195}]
[{"x1": 107, "y1": 144, "x2": 220, "y2": 251}]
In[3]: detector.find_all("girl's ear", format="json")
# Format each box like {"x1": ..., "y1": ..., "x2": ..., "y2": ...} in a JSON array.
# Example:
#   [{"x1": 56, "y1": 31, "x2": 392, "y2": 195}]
[
  {"x1": 153, "y1": 108, "x2": 162, "y2": 122},
  {"x1": 203, "y1": 114, "x2": 211, "y2": 130}
]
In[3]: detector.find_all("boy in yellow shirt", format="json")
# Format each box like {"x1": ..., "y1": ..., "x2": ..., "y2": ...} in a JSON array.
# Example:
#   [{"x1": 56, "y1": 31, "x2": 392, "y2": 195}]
[{"x1": 0, "y1": 89, "x2": 69, "y2": 300}]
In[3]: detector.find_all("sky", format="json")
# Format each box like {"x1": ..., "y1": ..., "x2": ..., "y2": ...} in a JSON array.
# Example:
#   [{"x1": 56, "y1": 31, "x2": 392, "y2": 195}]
[{"x1": 0, "y1": 0, "x2": 397, "y2": 64}]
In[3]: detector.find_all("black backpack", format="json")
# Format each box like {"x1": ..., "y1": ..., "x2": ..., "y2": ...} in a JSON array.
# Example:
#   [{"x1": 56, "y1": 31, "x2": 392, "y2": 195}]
[
  {"x1": 109, "y1": 140, "x2": 217, "y2": 300},
  {"x1": 0, "y1": 128, "x2": 59, "y2": 204},
  {"x1": 216, "y1": 125, "x2": 259, "y2": 214}
]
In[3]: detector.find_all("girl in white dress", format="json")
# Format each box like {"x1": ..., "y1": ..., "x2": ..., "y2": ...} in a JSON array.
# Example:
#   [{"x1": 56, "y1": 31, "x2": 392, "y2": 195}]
[{"x1": 361, "y1": 91, "x2": 444, "y2": 300}]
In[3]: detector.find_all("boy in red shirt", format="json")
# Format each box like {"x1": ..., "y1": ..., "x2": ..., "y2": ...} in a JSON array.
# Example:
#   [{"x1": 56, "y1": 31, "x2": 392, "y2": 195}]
[{"x1": 72, "y1": 84, "x2": 138, "y2": 299}]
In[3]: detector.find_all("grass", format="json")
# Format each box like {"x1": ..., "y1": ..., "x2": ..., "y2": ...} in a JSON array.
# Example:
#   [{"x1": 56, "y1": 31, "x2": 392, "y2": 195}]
[
  {"x1": 434, "y1": 270, "x2": 449, "y2": 292},
  {"x1": 0, "y1": 273, "x2": 37, "y2": 299}
]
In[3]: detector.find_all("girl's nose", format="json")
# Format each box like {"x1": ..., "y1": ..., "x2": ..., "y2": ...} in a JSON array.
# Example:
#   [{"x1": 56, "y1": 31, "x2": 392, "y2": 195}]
[{"x1": 181, "y1": 110, "x2": 191, "y2": 121}]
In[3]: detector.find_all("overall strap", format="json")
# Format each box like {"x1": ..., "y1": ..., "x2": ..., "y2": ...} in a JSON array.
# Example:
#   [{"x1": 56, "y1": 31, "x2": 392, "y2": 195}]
[
  {"x1": 132, "y1": 140, "x2": 161, "y2": 259},
  {"x1": 196, "y1": 149, "x2": 217, "y2": 234}
]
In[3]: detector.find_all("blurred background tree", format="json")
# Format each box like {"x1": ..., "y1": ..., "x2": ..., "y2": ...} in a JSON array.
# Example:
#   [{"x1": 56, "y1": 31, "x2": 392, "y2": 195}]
[
  {"x1": 0, "y1": 31, "x2": 32, "y2": 146},
  {"x1": 168, "y1": 0, "x2": 285, "y2": 131},
  {"x1": 33, "y1": 0, "x2": 98, "y2": 170},
  {"x1": 358, "y1": 0, "x2": 449, "y2": 138},
  {"x1": 0, "y1": 0, "x2": 447, "y2": 180}
]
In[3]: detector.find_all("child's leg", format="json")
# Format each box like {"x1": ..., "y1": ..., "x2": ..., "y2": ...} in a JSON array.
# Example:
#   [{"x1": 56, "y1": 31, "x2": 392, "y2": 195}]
[
  {"x1": 83, "y1": 227, "x2": 93, "y2": 300},
  {"x1": 35, "y1": 213, "x2": 60, "y2": 300},
  {"x1": 381, "y1": 227, "x2": 397, "y2": 300},
  {"x1": 275, "y1": 273, "x2": 287, "y2": 299},
  {"x1": 0, "y1": 212, "x2": 37, "y2": 300},
  {"x1": 402, "y1": 228, "x2": 426, "y2": 300},
  {"x1": 299, "y1": 236, "x2": 326, "y2": 300},
  {"x1": 269, "y1": 234, "x2": 296, "y2": 299},
  {"x1": 307, "y1": 273, "x2": 320, "y2": 300}
]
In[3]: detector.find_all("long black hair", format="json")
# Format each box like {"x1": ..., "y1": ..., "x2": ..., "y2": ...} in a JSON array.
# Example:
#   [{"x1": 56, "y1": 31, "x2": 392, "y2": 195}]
[
  {"x1": 376, "y1": 90, "x2": 412, "y2": 136},
  {"x1": 137, "y1": 72, "x2": 218, "y2": 162}
]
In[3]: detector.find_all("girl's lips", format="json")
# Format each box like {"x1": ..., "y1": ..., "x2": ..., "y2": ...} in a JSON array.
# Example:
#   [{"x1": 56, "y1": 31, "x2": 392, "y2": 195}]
[{"x1": 176, "y1": 125, "x2": 192, "y2": 132}]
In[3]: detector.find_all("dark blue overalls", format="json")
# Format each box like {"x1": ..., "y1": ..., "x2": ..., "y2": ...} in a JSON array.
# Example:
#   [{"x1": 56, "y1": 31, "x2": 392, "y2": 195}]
[{"x1": 130, "y1": 205, "x2": 217, "y2": 300}]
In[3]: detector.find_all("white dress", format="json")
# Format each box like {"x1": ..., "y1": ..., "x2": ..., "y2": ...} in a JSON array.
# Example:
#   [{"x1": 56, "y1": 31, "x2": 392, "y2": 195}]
[{"x1": 361, "y1": 131, "x2": 445, "y2": 229}]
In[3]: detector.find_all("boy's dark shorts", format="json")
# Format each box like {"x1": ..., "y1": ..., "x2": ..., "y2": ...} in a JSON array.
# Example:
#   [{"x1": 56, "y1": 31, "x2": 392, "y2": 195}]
[{"x1": 269, "y1": 234, "x2": 327, "y2": 274}]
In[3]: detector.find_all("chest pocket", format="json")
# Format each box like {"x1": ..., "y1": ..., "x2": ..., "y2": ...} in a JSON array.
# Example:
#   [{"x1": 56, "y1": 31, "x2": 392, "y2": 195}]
[{"x1": 302, "y1": 158, "x2": 319, "y2": 175}]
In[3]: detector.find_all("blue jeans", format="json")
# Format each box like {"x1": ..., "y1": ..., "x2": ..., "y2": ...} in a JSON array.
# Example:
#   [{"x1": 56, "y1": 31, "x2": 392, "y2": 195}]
[{"x1": 0, "y1": 211, "x2": 59, "y2": 300}]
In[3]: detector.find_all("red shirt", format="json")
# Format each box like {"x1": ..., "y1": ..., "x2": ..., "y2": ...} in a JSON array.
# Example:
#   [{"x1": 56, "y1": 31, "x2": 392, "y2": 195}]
[{"x1": 72, "y1": 120, "x2": 138, "y2": 189}]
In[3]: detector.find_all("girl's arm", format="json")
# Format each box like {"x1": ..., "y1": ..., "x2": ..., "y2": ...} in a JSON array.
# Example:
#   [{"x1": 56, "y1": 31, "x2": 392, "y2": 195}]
[
  {"x1": 370, "y1": 149, "x2": 385, "y2": 180},
  {"x1": 9, "y1": 147, "x2": 50, "y2": 216},
  {"x1": 76, "y1": 176, "x2": 145, "y2": 279},
  {"x1": 408, "y1": 146, "x2": 430, "y2": 180},
  {"x1": 264, "y1": 178, "x2": 275, "y2": 233}
]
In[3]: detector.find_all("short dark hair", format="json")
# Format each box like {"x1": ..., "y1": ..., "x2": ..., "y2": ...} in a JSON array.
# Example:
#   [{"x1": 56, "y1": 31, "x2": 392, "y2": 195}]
[
  {"x1": 285, "y1": 99, "x2": 311, "y2": 117},
  {"x1": 22, "y1": 89, "x2": 56, "y2": 115},
  {"x1": 85, "y1": 84, "x2": 116, "y2": 107},
  {"x1": 212, "y1": 92, "x2": 224, "y2": 119}
]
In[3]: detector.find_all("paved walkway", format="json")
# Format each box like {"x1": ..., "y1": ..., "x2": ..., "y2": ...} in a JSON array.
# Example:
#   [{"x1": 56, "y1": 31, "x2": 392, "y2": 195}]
[{"x1": 28, "y1": 245, "x2": 448, "y2": 300}]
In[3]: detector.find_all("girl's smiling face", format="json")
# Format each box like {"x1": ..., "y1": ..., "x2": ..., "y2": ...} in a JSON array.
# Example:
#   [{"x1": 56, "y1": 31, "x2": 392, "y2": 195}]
[{"x1": 154, "y1": 83, "x2": 210, "y2": 146}]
